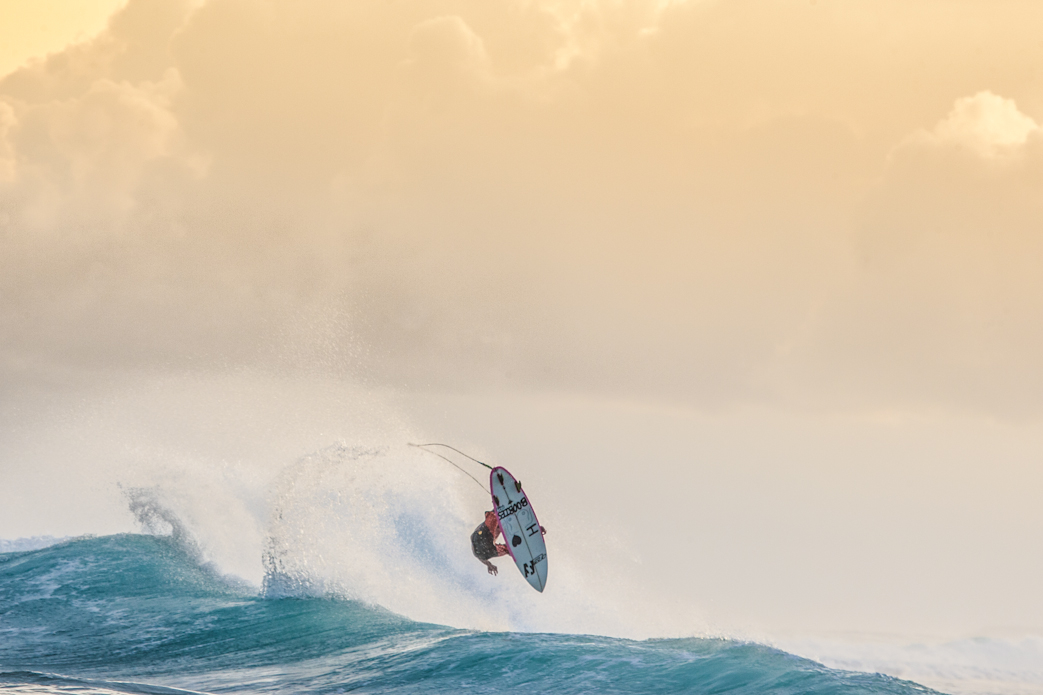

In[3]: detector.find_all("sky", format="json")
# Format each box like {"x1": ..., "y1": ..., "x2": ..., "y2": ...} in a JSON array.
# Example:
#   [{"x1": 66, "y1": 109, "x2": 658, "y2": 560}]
[
  {"x1": 0, "y1": 0, "x2": 127, "y2": 78},
  {"x1": 2, "y1": 0, "x2": 1043, "y2": 642}
]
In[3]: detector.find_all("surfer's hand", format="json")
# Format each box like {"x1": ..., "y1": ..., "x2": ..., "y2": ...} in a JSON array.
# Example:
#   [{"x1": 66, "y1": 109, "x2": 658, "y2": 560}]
[
  {"x1": 487, "y1": 563, "x2": 498, "y2": 576},
  {"x1": 540, "y1": 526, "x2": 546, "y2": 535}
]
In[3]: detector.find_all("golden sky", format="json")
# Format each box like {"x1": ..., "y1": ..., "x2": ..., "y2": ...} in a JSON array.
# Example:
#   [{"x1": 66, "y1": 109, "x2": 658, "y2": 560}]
[
  {"x1": 0, "y1": 0, "x2": 128, "y2": 77},
  {"x1": 1, "y1": 0, "x2": 1043, "y2": 413}
]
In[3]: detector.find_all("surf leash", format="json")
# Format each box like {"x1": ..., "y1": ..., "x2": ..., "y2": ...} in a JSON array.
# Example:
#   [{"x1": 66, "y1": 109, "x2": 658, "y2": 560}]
[
  {"x1": 408, "y1": 442, "x2": 490, "y2": 492},
  {"x1": 410, "y1": 443, "x2": 494, "y2": 469}
]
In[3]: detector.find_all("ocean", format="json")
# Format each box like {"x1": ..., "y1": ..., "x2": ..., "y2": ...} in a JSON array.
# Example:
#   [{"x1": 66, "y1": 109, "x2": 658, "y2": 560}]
[
  {"x1": 3, "y1": 441, "x2": 1041, "y2": 695},
  {"x1": 0, "y1": 533, "x2": 940, "y2": 695}
]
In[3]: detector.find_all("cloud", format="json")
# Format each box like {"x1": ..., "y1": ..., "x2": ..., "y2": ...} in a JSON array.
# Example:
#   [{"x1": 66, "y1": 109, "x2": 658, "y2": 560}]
[
  {"x1": 408, "y1": 16, "x2": 491, "y2": 75},
  {"x1": 10, "y1": 71, "x2": 188, "y2": 228},
  {"x1": 0, "y1": 100, "x2": 15, "y2": 182},
  {"x1": 916, "y1": 90, "x2": 1040, "y2": 158},
  {"x1": 824, "y1": 92, "x2": 1043, "y2": 412},
  {"x1": 2, "y1": 0, "x2": 1043, "y2": 415}
]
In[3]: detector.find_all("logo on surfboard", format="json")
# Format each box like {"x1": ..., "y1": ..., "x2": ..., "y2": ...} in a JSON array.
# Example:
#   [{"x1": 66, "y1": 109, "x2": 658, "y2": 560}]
[
  {"x1": 522, "y1": 553, "x2": 546, "y2": 578},
  {"x1": 496, "y1": 497, "x2": 529, "y2": 519}
]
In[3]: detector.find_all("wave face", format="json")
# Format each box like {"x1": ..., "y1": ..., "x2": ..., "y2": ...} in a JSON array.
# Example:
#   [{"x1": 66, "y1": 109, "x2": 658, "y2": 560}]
[{"x1": 0, "y1": 535, "x2": 937, "y2": 695}]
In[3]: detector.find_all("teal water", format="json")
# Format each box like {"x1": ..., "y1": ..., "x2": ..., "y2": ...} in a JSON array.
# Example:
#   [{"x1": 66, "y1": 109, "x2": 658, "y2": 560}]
[{"x1": 0, "y1": 535, "x2": 938, "y2": 694}]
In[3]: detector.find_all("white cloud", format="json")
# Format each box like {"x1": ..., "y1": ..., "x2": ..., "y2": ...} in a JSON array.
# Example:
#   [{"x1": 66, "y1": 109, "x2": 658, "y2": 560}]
[{"x1": 922, "y1": 90, "x2": 1040, "y2": 157}]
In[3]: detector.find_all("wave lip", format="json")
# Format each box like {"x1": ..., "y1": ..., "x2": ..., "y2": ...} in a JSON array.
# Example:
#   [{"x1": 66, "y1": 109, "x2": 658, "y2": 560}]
[{"x1": 0, "y1": 536, "x2": 75, "y2": 554}]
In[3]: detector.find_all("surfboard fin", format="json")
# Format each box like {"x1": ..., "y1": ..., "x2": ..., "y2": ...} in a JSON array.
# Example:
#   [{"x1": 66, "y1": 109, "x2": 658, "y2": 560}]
[
  {"x1": 492, "y1": 495, "x2": 500, "y2": 507},
  {"x1": 515, "y1": 480, "x2": 522, "y2": 492}
]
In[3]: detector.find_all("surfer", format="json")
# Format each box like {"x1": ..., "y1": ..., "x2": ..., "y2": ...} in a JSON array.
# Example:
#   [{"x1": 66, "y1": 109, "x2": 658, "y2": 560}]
[
  {"x1": 471, "y1": 510, "x2": 510, "y2": 575},
  {"x1": 472, "y1": 510, "x2": 546, "y2": 576},
  {"x1": 409, "y1": 445, "x2": 551, "y2": 586}
]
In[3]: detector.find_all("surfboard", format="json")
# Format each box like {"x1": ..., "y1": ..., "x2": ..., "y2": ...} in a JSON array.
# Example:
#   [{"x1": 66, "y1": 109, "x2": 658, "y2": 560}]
[{"x1": 489, "y1": 466, "x2": 547, "y2": 592}]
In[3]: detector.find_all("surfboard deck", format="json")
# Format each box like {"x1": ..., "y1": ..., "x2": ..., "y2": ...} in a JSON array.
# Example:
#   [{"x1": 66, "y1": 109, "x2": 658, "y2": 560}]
[{"x1": 490, "y1": 466, "x2": 547, "y2": 592}]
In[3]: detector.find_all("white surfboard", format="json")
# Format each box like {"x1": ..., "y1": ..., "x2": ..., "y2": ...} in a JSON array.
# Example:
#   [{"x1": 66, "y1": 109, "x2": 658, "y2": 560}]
[{"x1": 490, "y1": 466, "x2": 547, "y2": 592}]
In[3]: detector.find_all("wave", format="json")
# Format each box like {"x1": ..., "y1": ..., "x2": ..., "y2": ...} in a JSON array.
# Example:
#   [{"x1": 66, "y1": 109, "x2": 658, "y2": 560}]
[
  {"x1": 0, "y1": 671, "x2": 209, "y2": 695},
  {"x1": 0, "y1": 534, "x2": 940, "y2": 694},
  {"x1": 776, "y1": 634, "x2": 1043, "y2": 695},
  {"x1": 0, "y1": 536, "x2": 73, "y2": 554}
]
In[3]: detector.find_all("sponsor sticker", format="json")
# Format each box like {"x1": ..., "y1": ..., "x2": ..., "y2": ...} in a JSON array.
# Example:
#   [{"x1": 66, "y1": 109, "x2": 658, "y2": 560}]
[
  {"x1": 497, "y1": 496, "x2": 529, "y2": 519},
  {"x1": 522, "y1": 553, "x2": 547, "y2": 578}
]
